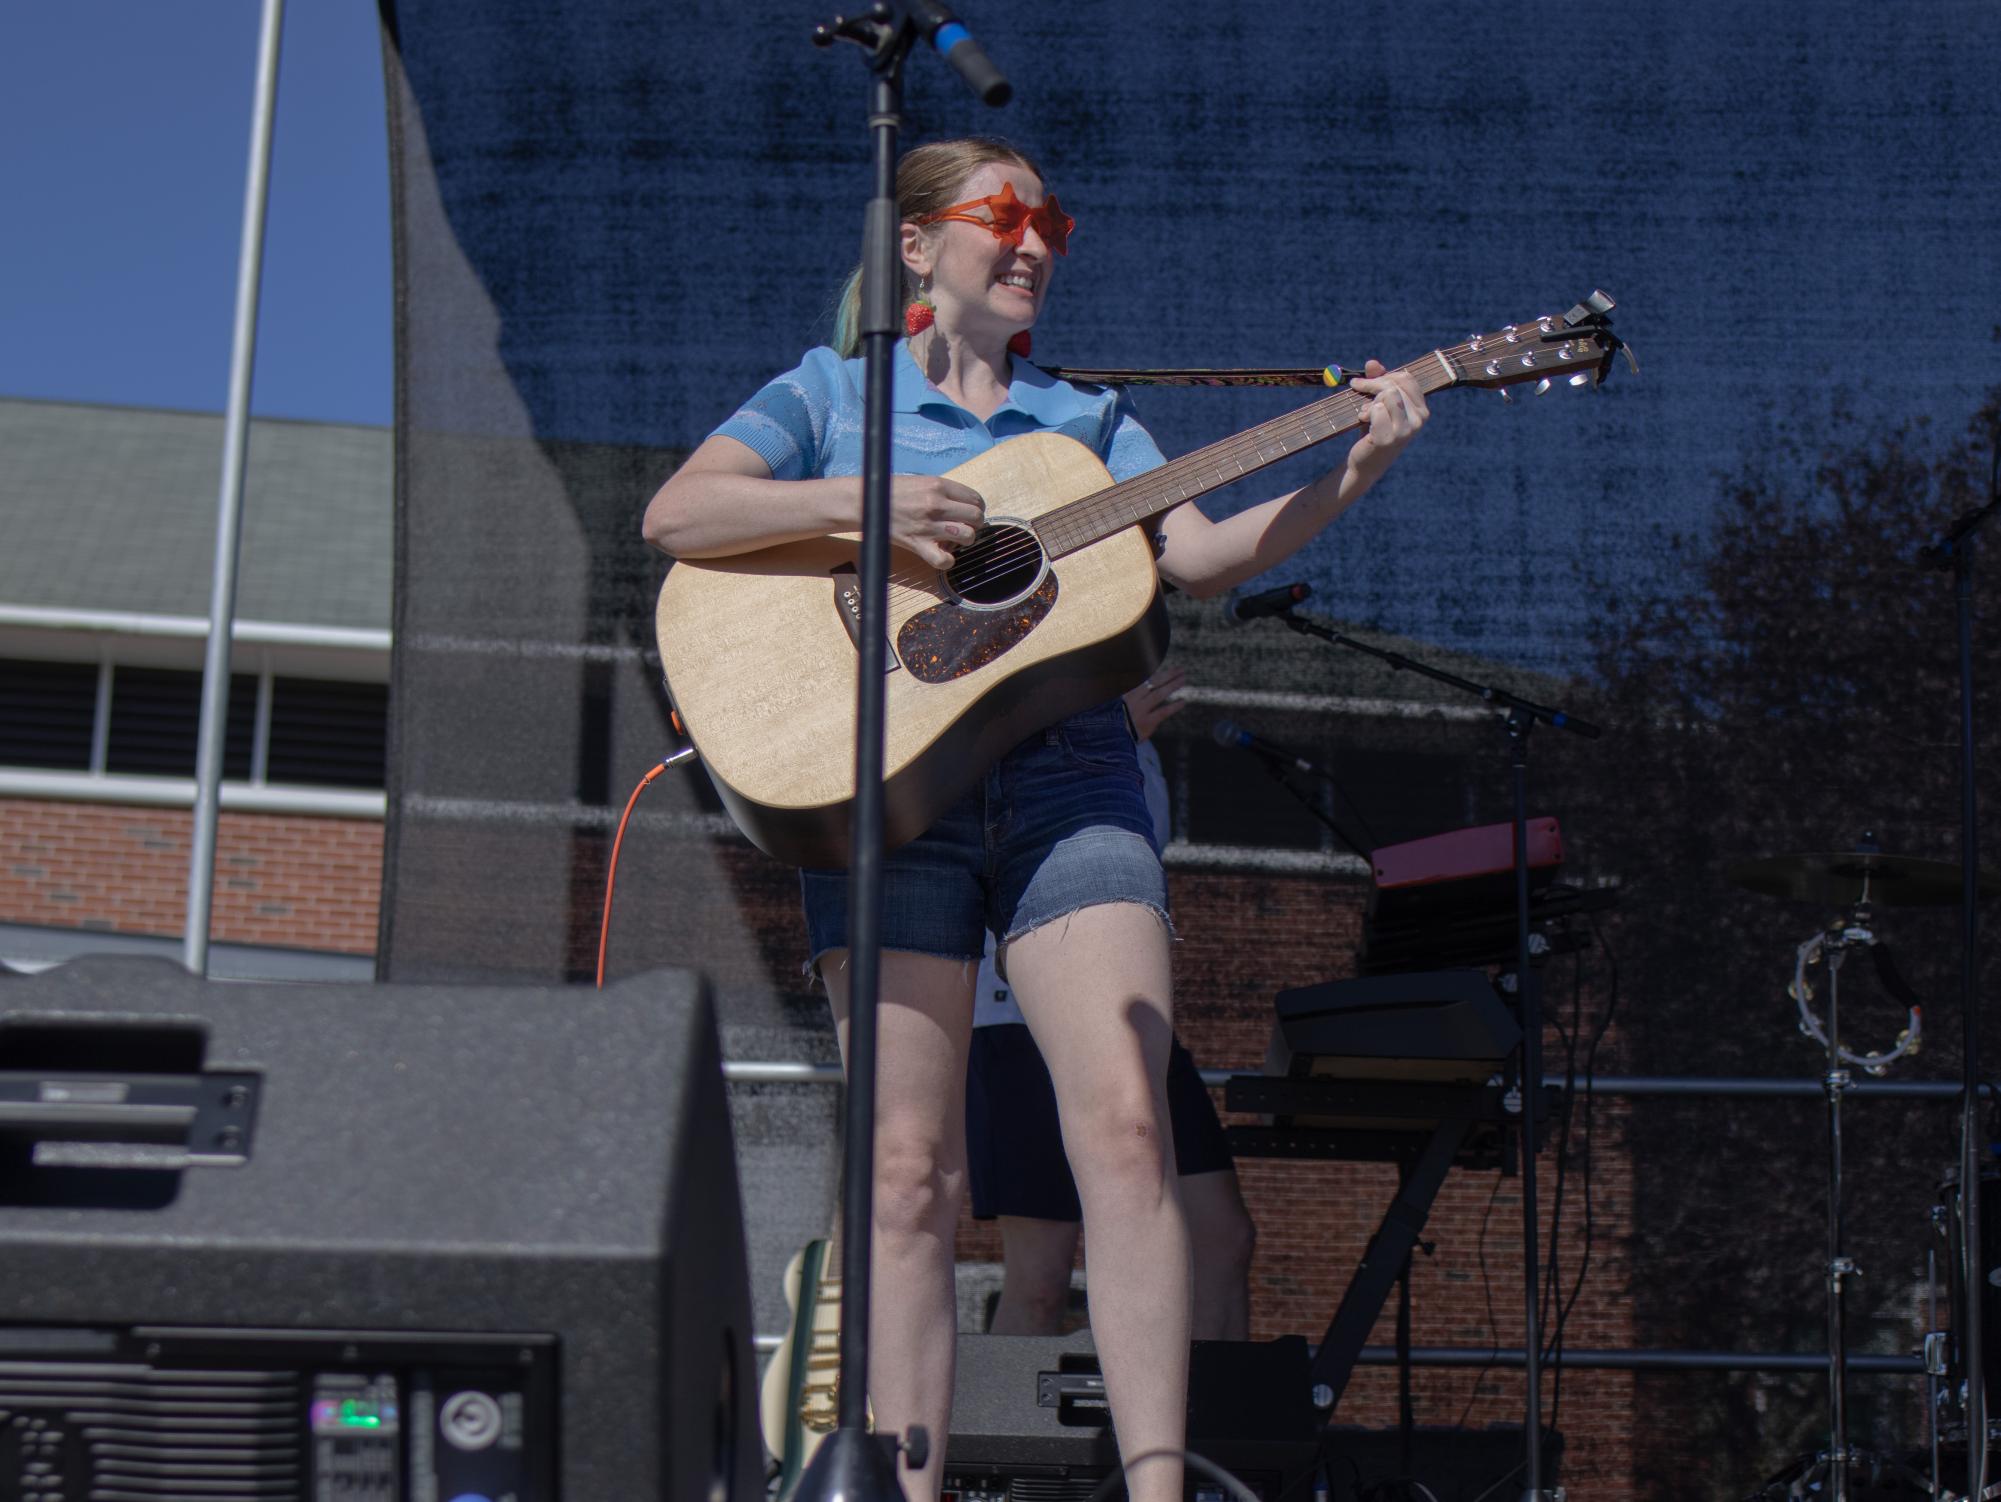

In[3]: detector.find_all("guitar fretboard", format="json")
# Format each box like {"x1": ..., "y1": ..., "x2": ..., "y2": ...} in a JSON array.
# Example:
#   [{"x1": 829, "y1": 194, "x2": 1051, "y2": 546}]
[{"x1": 1033, "y1": 351, "x2": 1462, "y2": 560}]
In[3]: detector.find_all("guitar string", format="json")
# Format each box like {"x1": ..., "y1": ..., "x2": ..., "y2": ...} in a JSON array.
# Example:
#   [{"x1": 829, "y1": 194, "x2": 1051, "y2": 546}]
[
  {"x1": 942, "y1": 378, "x2": 1377, "y2": 589},
  {"x1": 938, "y1": 384, "x2": 1373, "y2": 589},
  {"x1": 938, "y1": 357, "x2": 1389, "y2": 578},
  {"x1": 940, "y1": 324, "x2": 1596, "y2": 589},
  {"x1": 879, "y1": 325, "x2": 1599, "y2": 601},
  {"x1": 1035, "y1": 341, "x2": 1466, "y2": 553},
  {"x1": 1039, "y1": 390, "x2": 1365, "y2": 560},
  {"x1": 944, "y1": 342, "x2": 1445, "y2": 583},
  {"x1": 937, "y1": 398, "x2": 1367, "y2": 592}
]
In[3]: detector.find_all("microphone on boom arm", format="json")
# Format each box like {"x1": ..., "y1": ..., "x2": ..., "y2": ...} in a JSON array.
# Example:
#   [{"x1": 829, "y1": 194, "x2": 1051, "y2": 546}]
[
  {"x1": 908, "y1": 2, "x2": 1012, "y2": 105},
  {"x1": 1212, "y1": 719, "x2": 1328, "y2": 779},
  {"x1": 1222, "y1": 581, "x2": 1312, "y2": 625}
]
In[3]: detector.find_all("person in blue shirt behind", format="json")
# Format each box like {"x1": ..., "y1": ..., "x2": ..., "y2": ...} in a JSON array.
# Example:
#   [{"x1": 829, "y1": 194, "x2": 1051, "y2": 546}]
[{"x1": 643, "y1": 135, "x2": 1430, "y2": 1502}]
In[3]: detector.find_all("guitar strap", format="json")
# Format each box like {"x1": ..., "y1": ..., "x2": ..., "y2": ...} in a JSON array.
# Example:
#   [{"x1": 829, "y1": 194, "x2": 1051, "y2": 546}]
[{"x1": 1040, "y1": 364, "x2": 1358, "y2": 389}]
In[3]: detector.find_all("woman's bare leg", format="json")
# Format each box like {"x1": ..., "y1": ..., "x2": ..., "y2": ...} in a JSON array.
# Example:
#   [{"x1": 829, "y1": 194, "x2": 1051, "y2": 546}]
[
  {"x1": 1004, "y1": 904, "x2": 1190, "y2": 1502},
  {"x1": 822, "y1": 948, "x2": 976, "y2": 1502}
]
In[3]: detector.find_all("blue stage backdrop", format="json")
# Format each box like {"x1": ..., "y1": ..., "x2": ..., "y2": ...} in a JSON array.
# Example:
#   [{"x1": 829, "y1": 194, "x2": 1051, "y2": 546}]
[
  {"x1": 375, "y1": 2, "x2": 2001, "y2": 1492},
  {"x1": 380, "y1": 0, "x2": 1999, "y2": 673}
]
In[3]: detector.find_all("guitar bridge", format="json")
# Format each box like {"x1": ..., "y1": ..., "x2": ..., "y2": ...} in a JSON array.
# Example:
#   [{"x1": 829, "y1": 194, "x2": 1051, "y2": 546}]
[{"x1": 829, "y1": 562, "x2": 902, "y2": 673}]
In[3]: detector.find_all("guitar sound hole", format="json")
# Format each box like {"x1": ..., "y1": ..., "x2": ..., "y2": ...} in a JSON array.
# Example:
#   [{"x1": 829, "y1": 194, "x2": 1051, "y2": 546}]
[{"x1": 947, "y1": 523, "x2": 1045, "y2": 607}]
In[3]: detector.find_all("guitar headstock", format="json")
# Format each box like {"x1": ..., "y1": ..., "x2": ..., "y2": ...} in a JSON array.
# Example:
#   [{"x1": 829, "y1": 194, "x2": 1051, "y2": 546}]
[{"x1": 1446, "y1": 290, "x2": 1633, "y2": 394}]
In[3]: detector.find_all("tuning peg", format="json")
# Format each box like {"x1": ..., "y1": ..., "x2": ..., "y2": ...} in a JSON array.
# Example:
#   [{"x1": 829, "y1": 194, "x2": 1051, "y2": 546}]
[
  {"x1": 1568, "y1": 373, "x2": 1592, "y2": 388},
  {"x1": 1534, "y1": 378, "x2": 1552, "y2": 396},
  {"x1": 1498, "y1": 388, "x2": 1514, "y2": 405}
]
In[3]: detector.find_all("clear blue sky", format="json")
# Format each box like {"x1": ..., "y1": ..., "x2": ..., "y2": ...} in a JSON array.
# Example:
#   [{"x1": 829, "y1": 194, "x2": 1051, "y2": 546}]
[{"x1": 0, "y1": 3, "x2": 391, "y2": 427}]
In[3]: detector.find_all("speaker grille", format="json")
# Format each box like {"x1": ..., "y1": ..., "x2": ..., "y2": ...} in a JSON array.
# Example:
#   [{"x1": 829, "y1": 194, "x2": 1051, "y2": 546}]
[
  {"x1": 1006, "y1": 1479, "x2": 1105, "y2": 1502},
  {"x1": 0, "y1": 1362, "x2": 301, "y2": 1499}
]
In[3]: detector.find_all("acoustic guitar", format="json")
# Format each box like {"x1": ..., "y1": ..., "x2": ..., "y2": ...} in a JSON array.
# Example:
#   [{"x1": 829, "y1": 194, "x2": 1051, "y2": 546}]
[{"x1": 656, "y1": 294, "x2": 1625, "y2": 867}]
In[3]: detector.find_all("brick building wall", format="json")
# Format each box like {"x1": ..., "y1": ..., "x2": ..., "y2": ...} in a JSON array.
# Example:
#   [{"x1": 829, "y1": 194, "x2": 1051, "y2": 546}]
[{"x1": 0, "y1": 797, "x2": 382, "y2": 954}]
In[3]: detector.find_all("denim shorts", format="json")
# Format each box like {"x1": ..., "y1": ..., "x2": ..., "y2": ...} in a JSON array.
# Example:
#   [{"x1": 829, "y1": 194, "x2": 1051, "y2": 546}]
[{"x1": 800, "y1": 699, "x2": 1168, "y2": 967}]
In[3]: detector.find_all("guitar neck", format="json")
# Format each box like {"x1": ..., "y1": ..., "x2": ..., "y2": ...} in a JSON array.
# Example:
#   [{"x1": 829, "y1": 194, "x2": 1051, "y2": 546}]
[{"x1": 1034, "y1": 348, "x2": 1461, "y2": 559}]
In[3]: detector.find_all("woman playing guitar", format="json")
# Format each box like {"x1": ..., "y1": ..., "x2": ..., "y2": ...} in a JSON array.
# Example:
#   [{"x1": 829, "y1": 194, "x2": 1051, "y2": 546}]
[{"x1": 642, "y1": 135, "x2": 1430, "y2": 1502}]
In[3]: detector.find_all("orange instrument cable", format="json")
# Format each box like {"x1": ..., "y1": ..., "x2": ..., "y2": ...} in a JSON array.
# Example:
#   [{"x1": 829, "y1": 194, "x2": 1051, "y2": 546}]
[{"x1": 597, "y1": 747, "x2": 696, "y2": 989}]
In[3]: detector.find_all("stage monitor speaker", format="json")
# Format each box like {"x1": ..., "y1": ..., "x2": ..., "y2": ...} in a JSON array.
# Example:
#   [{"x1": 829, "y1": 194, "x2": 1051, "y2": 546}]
[
  {"x1": 0, "y1": 955, "x2": 759, "y2": 1502},
  {"x1": 943, "y1": 1332, "x2": 1319, "y2": 1501}
]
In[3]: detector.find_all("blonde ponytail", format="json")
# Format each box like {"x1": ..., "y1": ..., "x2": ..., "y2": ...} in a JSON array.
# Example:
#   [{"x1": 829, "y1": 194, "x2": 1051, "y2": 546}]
[{"x1": 831, "y1": 264, "x2": 866, "y2": 358}]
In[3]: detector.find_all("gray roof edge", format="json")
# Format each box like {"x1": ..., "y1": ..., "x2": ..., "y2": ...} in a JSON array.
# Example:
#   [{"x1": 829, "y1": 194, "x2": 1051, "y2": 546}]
[{"x1": 0, "y1": 392, "x2": 389, "y2": 437}]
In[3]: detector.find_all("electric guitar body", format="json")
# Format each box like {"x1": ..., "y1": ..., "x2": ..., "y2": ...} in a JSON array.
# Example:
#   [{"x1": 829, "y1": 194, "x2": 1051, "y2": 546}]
[
  {"x1": 656, "y1": 432, "x2": 1168, "y2": 868},
  {"x1": 759, "y1": 1235, "x2": 843, "y2": 1496}
]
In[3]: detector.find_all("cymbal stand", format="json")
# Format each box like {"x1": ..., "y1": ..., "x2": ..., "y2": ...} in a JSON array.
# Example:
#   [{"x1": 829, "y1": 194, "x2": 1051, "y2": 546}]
[
  {"x1": 1786, "y1": 898, "x2": 1924, "y2": 1502},
  {"x1": 1918, "y1": 420, "x2": 2000, "y2": 1502},
  {"x1": 1928, "y1": 1238, "x2": 1945, "y2": 1502}
]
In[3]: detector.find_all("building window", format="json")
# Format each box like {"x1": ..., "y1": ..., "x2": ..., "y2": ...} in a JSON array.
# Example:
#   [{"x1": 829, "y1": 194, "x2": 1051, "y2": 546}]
[
  {"x1": 0, "y1": 657, "x2": 386, "y2": 791},
  {"x1": 0, "y1": 659, "x2": 97, "y2": 769},
  {"x1": 267, "y1": 677, "x2": 388, "y2": 789},
  {"x1": 104, "y1": 668, "x2": 256, "y2": 779}
]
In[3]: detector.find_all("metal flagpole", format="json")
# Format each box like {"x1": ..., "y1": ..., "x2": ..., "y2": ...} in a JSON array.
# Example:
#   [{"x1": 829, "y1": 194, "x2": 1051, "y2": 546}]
[{"x1": 184, "y1": 0, "x2": 286, "y2": 975}]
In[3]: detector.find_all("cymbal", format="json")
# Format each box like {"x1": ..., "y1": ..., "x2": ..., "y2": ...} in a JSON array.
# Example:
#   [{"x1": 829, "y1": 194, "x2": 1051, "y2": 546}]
[{"x1": 1727, "y1": 851, "x2": 1999, "y2": 908}]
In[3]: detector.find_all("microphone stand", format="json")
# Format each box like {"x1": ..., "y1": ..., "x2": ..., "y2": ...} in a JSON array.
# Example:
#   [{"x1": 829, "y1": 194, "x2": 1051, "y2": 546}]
[
  {"x1": 1271, "y1": 607, "x2": 1603, "y2": 1501},
  {"x1": 1227, "y1": 744, "x2": 1375, "y2": 860},
  {"x1": 1918, "y1": 425, "x2": 2000, "y2": 1502},
  {"x1": 802, "y1": 9, "x2": 1007, "y2": 1500}
]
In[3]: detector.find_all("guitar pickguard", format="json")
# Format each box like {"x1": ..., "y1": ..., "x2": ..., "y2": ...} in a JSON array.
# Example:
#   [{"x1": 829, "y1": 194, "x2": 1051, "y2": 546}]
[{"x1": 895, "y1": 574, "x2": 1060, "y2": 684}]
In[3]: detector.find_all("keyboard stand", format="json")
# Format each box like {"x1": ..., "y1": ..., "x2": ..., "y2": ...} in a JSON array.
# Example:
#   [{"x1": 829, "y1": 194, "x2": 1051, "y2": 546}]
[{"x1": 1225, "y1": 1076, "x2": 1532, "y2": 1416}]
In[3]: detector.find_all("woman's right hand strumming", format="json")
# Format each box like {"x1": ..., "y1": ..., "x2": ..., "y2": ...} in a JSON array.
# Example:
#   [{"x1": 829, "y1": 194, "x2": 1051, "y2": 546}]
[
  {"x1": 886, "y1": 473, "x2": 986, "y2": 569},
  {"x1": 642, "y1": 433, "x2": 985, "y2": 569}
]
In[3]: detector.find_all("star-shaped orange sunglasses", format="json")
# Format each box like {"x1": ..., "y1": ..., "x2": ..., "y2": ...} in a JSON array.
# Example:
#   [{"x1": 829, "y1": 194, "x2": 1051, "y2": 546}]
[{"x1": 913, "y1": 181, "x2": 1073, "y2": 255}]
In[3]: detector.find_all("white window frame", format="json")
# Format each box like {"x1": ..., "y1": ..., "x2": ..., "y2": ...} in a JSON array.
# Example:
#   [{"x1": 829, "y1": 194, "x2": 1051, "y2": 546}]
[{"x1": 0, "y1": 609, "x2": 389, "y2": 819}]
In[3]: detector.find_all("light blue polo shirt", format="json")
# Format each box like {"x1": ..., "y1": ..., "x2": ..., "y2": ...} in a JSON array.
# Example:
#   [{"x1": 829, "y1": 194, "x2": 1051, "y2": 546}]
[{"x1": 711, "y1": 340, "x2": 1168, "y2": 485}]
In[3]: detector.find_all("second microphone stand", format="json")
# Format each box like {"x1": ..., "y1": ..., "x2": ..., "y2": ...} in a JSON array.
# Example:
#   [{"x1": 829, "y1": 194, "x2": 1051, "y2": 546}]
[{"x1": 1274, "y1": 607, "x2": 1603, "y2": 1502}]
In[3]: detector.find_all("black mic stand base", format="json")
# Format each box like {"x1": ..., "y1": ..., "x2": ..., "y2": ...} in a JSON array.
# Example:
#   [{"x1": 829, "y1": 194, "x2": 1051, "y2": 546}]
[{"x1": 793, "y1": 1425, "x2": 921, "y2": 1502}]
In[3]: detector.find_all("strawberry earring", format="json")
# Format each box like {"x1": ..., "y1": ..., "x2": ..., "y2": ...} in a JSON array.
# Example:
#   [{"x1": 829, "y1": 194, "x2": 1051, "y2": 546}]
[
  {"x1": 905, "y1": 278, "x2": 935, "y2": 337},
  {"x1": 901, "y1": 281, "x2": 1031, "y2": 356}
]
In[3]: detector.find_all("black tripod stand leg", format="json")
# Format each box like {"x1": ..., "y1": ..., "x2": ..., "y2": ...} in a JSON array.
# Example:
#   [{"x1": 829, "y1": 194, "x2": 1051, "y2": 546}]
[
  {"x1": 1309, "y1": 1102, "x2": 1484, "y2": 1411},
  {"x1": 1398, "y1": 1242, "x2": 1415, "y2": 1479}
]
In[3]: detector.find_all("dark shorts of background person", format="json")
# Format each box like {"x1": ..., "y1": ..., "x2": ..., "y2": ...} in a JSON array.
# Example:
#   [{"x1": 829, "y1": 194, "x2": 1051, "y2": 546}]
[{"x1": 966, "y1": 1024, "x2": 1234, "y2": 1222}]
